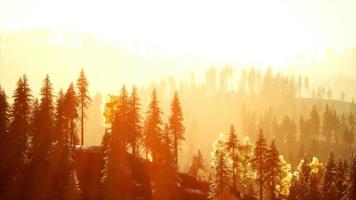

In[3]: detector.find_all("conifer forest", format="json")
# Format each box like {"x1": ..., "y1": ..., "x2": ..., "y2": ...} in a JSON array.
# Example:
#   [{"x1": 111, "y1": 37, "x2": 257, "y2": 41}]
[{"x1": 1, "y1": 0, "x2": 356, "y2": 200}]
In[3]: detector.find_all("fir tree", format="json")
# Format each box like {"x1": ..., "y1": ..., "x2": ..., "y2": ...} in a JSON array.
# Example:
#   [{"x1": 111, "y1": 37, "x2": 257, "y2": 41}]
[
  {"x1": 309, "y1": 105, "x2": 320, "y2": 139},
  {"x1": 348, "y1": 154, "x2": 356, "y2": 199},
  {"x1": 63, "y1": 83, "x2": 79, "y2": 146},
  {"x1": 226, "y1": 124, "x2": 240, "y2": 191},
  {"x1": 0, "y1": 87, "x2": 9, "y2": 196},
  {"x1": 322, "y1": 104, "x2": 333, "y2": 143},
  {"x1": 209, "y1": 134, "x2": 232, "y2": 200},
  {"x1": 309, "y1": 157, "x2": 323, "y2": 200},
  {"x1": 128, "y1": 86, "x2": 142, "y2": 156},
  {"x1": 101, "y1": 86, "x2": 132, "y2": 200},
  {"x1": 322, "y1": 152, "x2": 338, "y2": 200},
  {"x1": 188, "y1": 149, "x2": 206, "y2": 180},
  {"x1": 144, "y1": 89, "x2": 163, "y2": 162},
  {"x1": 239, "y1": 137, "x2": 255, "y2": 198},
  {"x1": 26, "y1": 75, "x2": 56, "y2": 199},
  {"x1": 265, "y1": 140, "x2": 282, "y2": 200},
  {"x1": 76, "y1": 69, "x2": 91, "y2": 145},
  {"x1": 4, "y1": 75, "x2": 32, "y2": 199},
  {"x1": 152, "y1": 123, "x2": 178, "y2": 200},
  {"x1": 51, "y1": 89, "x2": 81, "y2": 200},
  {"x1": 0, "y1": 87, "x2": 8, "y2": 143},
  {"x1": 169, "y1": 91, "x2": 185, "y2": 166},
  {"x1": 252, "y1": 129, "x2": 269, "y2": 200},
  {"x1": 336, "y1": 159, "x2": 348, "y2": 199}
]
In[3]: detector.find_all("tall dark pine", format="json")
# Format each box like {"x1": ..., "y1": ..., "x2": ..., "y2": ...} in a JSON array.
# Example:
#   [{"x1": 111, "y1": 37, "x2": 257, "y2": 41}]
[
  {"x1": 0, "y1": 87, "x2": 9, "y2": 195},
  {"x1": 128, "y1": 86, "x2": 142, "y2": 156},
  {"x1": 51, "y1": 88, "x2": 81, "y2": 199},
  {"x1": 101, "y1": 86, "x2": 132, "y2": 200},
  {"x1": 188, "y1": 149, "x2": 205, "y2": 179},
  {"x1": 0, "y1": 87, "x2": 8, "y2": 142},
  {"x1": 265, "y1": 140, "x2": 282, "y2": 200},
  {"x1": 252, "y1": 129, "x2": 269, "y2": 200},
  {"x1": 298, "y1": 158, "x2": 311, "y2": 200},
  {"x1": 63, "y1": 83, "x2": 79, "y2": 146},
  {"x1": 309, "y1": 105, "x2": 320, "y2": 139},
  {"x1": 169, "y1": 91, "x2": 185, "y2": 166},
  {"x1": 349, "y1": 154, "x2": 356, "y2": 199},
  {"x1": 226, "y1": 125, "x2": 239, "y2": 191},
  {"x1": 144, "y1": 89, "x2": 163, "y2": 162},
  {"x1": 4, "y1": 75, "x2": 32, "y2": 199},
  {"x1": 26, "y1": 75, "x2": 55, "y2": 199},
  {"x1": 76, "y1": 69, "x2": 91, "y2": 145},
  {"x1": 336, "y1": 159, "x2": 348, "y2": 199},
  {"x1": 322, "y1": 104, "x2": 333, "y2": 143},
  {"x1": 322, "y1": 152, "x2": 338, "y2": 200}
]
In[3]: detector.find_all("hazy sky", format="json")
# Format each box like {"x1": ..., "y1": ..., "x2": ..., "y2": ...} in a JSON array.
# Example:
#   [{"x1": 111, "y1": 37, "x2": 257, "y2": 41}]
[
  {"x1": 1, "y1": 0, "x2": 356, "y2": 60},
  {"x1": 0, "y1": 0, "x2": 356, "y2": 96}
]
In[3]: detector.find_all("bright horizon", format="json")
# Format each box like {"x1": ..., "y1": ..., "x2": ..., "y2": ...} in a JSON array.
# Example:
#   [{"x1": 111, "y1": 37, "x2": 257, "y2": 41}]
[
  {"x1": 1, "y1": 0, "x2": 356, "y2": 97},
  {"x1": 1, "y1": 0, "x2": 356, "y2": 61}
]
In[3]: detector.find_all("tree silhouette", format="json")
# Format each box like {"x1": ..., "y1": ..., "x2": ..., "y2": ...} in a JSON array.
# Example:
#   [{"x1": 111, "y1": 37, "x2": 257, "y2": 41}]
[
  {"x1": 144, "y1": 89, "x2": 163, "y2": 162},
  {"x1": 76, "y1": 69, "x2": 91, "y2": 145},
  {"x1": 4, "y1": 75, "x2": 32, "y2": 199},
  {"x1": 51, "y1": 89, "x2": 81, "y2": 199},
  {"x1": 188, "y1": 149, "x2": 206, "y2": 181},
  {"x1": 348, "y1": 154, "x2": 356, "y2": 199},
  {"x1": 169, "y1": 91, "x2": 185, "y2": 166},
  {"x1": 239, "y1": 137, "x2": 255, "y2": 197},
  {"x1": 101, "y1": 86, "x2": 133, "y2": 200},
  {"x1": 0, "y1": 87, "x2": 8, "y2": 143},
  {"x1": 309, "y1": 105, "x2": 320, "y2": 139},
  {"x1": 0, "y1": 87, "x2": 9, "y2": 196},
  {"x1": 265, "y1": 140, "x2": 282, "y2": 200},
  {"x1": 322, "y1": 152, "x2": 338, "y2": 200},
  {"x1": 226, "y1": 124, "x2": 239, "y2": 192},
  {"x1": 322, "y1": 104, "x2": 333, "y2": 143},
  {"x1": 209, "y1": 134, "x2": 231, "y2": 200},
  {"x1": 26, "y1": 75, "x2": 55, "y2": 199},
  {"x1": 336, "y1": 159, "x2": 348, "y2": 199},
  {"x1": 252, "y1": 129, "x2": 268, "y2": 200},
  {"x1": 128, "y1": 86, "x2": 142, "y2": 156}
]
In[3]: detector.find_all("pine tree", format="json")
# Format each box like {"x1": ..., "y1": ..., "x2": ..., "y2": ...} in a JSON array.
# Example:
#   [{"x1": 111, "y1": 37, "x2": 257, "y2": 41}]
[
  {"x1": 226, "y1": 125, "x2": 240, "y2": 192},
  {"x1": 101, "y1": 86, "x2": 132, "y2": 200},
  {"x1": 152, "y1": 123, "x2": 178, "y2": 200},
  {"x1": 297, "y1": 158, "x2": 311, "y2": 200},
  {"x1": 4, "y1": 75, "x2": 32, "y2": 199},
  {"x1": 343, "y1": 126, "x2": 353, "y2": 148},
  {"x1": 51, "y1": 89, "x2": 81, "y2": 200},
  {"x1": 128, "y1": 86, "x2": 142, "y2": 156},
  {"x1": 26, "y1": 75, "x2": 56, "y2": 199},
  {"x1": 144, "y1": 89, "x2": 163, "y2": 162},
  {"x1": 209, "y1": 134, "x2": 232, "y2": 200},
  {"x1": 253, "y1": 129, "x2": 269, "y2": 200},
  {"x1": 299, "y1": 116, "x2": 310, "y2": 145},
  {"x1": 336, "y1": 159, "x2": 348, "y2": 199},
  {"x1": 239, "y1": 137, "x2": 255, "y2": 198},
  {"x1": 63, "y1": 83, "x2": 79, "y2": 146},
  {"x1": 309, "y1": 157, "x2": 323, "y2": 200},
  {"x1": 310, "y1": 105, "x2": 320, "y2": 139},
  {"x1": 348, "y1": 154, "x2": 356, "y2": 199},
  {"x1": 169, "y1": 91, "x2": 185, "y2": 166},
  {"x1": 322, "y1": 104, "x2": 333, "y2": 143},
  {"x1": 0, "y1": 87, "x2": 9, "y2": 196},
  {"x1": 76, "y1": 69, "x2": 91, "y2": 145},
  {"x1": 265, "y1": 140, "x2": 282, "y2": 200},
  {"x1": 0, "y1": 87, "x2": 8, "y2": 143},
  {"x1": 322, "y1": 152, "x2": 338, "y2": 200},
  {"x1": 188, "y1": 149, "x2": 206, "y2": 180}
]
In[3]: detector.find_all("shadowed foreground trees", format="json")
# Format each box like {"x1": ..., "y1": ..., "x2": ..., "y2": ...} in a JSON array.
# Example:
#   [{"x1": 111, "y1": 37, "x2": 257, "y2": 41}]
[{"x1": 1, "y1": 73, "x2": 356, "y2": 200}]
